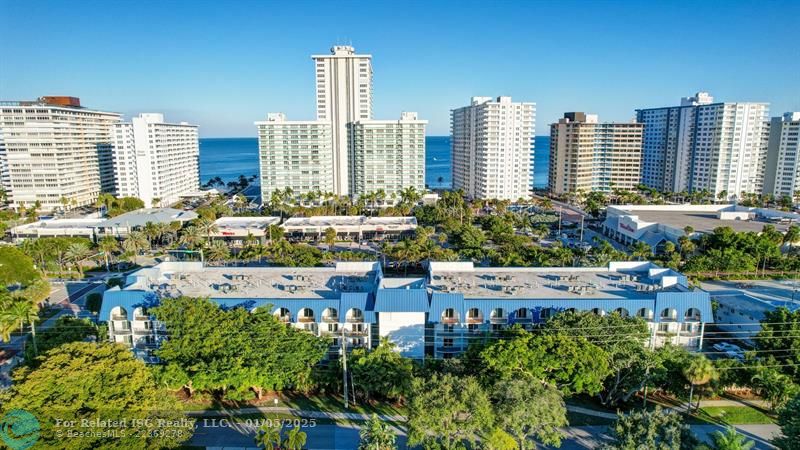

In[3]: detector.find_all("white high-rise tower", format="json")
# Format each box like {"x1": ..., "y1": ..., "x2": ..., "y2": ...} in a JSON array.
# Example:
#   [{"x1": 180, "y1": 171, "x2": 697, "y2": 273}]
[{"x1": 312, "y1": 46, "x2": 373, "y2": 194}]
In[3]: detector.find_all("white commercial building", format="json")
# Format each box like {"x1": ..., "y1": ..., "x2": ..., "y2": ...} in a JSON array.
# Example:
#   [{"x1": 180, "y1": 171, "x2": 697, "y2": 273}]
[
  {"x1": 0, "y1": 96, "x2": 120, "y2": 211},
  {"x1": 636, "y1": 92, "x2": 770, "y2": 199},
  {"x1": 111, "y1": 113, "x2": 199, "y2": 208},
  {"x1": 451, "y1": 96, "x2": 535, "y2": 200},
  {"x1": 763, "y1": 112, "x2": 800, "y2": 200},
  {"x1": 257, "y1": 45, "x2": 426, "y2": 201}
]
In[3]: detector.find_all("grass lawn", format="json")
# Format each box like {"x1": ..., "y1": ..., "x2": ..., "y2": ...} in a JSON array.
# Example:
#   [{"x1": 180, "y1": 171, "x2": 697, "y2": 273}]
[{"x1": 689, "y1": 406, "x2": 775, "y2": 425}]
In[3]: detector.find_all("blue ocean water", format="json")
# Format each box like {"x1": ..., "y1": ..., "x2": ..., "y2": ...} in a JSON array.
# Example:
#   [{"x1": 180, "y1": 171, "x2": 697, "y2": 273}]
[{"x1": 199, "y1": 136, "x2": 549, "y2": 189}]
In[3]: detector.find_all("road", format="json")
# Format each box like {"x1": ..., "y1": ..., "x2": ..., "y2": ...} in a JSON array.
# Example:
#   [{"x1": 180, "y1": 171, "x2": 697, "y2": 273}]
[{"x1": 188, "y1": 422, "x2": 779, "y2": 449}]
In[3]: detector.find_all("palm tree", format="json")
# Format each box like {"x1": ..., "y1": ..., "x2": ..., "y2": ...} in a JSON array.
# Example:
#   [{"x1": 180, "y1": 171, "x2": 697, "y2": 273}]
[
  {"x1": 195, "y1": 217, "x2": 218, "y2": 243},
  {"x1": 65, "y1": 242, "x2": 92, "y2": 277},
  {"x1": 267, "y1": 225, "x2": 284, "y2": 245},
  {"x1": 358, "y1": 414, "x2": 397, "y2": 450},
  {"x1": 5, "y1": 300, "x2": 38, "y2": 355},
  {"x1": 682, "y1": 355, "x2": 717, "y2": 411},
  {"x1": 323, "y1": 227, "x2": 337, "y2": 251},
  {"x1": 179, "y1": 226, "x2": 204, "y2": 250},
  {"x1": 707, "y1": 427, "x2": 755, "y2": 450},
  {"x1": 204, "y1": 241, "x2": 230, "y2": 263},
  {"x1": 122, "y1": 231, "x2": 149, "y2": 265},
  {"x1": 98, "y1": 236, "x2": 119, "y2": 271},
  {"x1": 629, "y1": 241, "x2": 653, "y2": 261},
  {"x1": 254, "y1": 424, "x2": 282, "y2": 449},
  {"x1": 283, "y1": 426, "x2": 307, "y2": 450}
]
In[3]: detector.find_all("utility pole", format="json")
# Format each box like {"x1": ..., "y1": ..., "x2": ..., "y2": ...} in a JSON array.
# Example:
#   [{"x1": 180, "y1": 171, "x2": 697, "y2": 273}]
[{"x1": 341, "y1": 326, "x2": 348, "y2": 409}]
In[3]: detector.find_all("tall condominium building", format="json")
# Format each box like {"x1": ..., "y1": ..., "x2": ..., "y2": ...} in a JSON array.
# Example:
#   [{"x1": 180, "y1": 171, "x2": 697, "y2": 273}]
[
  {"x1": 548, "y1": 113, "x2": 643, "y2": 195},
  {"x1": 111, "y1": 113, "x2": 199, "y2": 207},
  {"x1": 636, "y1": 92, "x2": 770, "y2": 198},
  {"x1": 763, "y1": 112, "x2": 800, "y2": 199},
  {"x1": 312, "y1": 46, "x2": 373, "y2": 194},
  {"x1": 451, "y1": 96, "x2": 535, "y2": 200},
  {"x1": 350, "y1": 112, "x2": 427, "y2": 196},
  {"x1": 256, "y1": 113, "x2": 334, "y2": 196},
  {"x1": 0, "y1": 96, "x2": 120, "y2": 211},
  {"x1": 257, "y1": 45, "x2": 425, "y2": 201}
]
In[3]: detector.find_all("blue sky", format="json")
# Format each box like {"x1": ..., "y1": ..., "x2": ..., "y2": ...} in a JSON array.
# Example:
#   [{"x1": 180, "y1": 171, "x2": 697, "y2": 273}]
[{"x1": 2, "y1": 0, "x2": 798, "y2": 136}]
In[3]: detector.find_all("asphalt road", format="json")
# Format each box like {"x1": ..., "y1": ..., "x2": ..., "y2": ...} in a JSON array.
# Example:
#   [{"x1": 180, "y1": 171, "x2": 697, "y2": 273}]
[{"x1": 188, "y1": 422, "x2": 779, "y2": 449}]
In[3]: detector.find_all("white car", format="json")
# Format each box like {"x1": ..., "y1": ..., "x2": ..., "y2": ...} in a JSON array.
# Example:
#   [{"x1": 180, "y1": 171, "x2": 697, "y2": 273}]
[{"x1": 712, "y1": 342, "x2": 743, "y2": 353}]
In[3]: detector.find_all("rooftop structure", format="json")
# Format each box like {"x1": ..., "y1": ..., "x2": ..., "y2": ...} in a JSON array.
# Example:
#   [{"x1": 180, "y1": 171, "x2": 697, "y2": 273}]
[
  {"x1": 10, "y1": 218, "x2": 106, "y2": 241},
  {"x1": 281, "y1": 215, "x2": 417, "y2": 238},
  {"x1": 212, "y1": 217, "x2": 281, "y2": 237},
  {"x1": 100, "y1": 260, "x2": 711, "y2": 361},
  {"x1": 95, "y1": 208, "x2": 198, "y2": 233}
]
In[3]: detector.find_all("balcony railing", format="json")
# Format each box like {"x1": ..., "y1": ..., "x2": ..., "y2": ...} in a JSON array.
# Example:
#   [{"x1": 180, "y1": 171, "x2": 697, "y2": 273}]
[
  {"x1": 441, "y1": 317, "x2": 459, "y2": 325},
  {"x1": 112, "y1": 315, "x2": 128, "y2": 321},
  {"x1": 133, "y1": 315, "x2": 150, "y2": 321},
  {"x1": 436, "y1": 346, "x2": 463, "y2": 353},
  {"x1": 346, "y1": 317, "x2": 364, "y2": 323},
  {"x1": 298, "y1": 317, "x2": 316, "y2": 323},
  {"x1": 345, "y1": 329, "x2": 369, "y2": 337},
  {"x1": 322, "y1": 316, "x2": 338, "y2": 323},
  {"x1": 114, "y1": 328, "x2": 131, "y2": 335},
  {"x1": 466, "y1": 317, "x2": 483, "y2": 324},
  {"x1": 490, "y1": 317, "x2": 507, "y2": 324},
  {"x1": 133, "y1": 329, "x2": 152, "y2": 335}
]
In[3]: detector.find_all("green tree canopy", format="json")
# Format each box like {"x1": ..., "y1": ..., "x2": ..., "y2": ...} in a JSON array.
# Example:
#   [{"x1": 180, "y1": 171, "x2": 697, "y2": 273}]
[
  {"x1": 407, "y1": 374, "x2": 493, "y2": 450},
  {"x1": 358, "y1": 414, "x2": 397, "y2": 450},
  {"x1": 757, "y1": 307, "x2": 800, "y2": 381},
  {"x1": 152, "y1": 297, "x2": 329, "y2": 400},
  {"x1": 775, "y1": 394, "x2": 800, "y2": 450},
  {"x1": 350, "y1": 338, "x2": 414, "y2": 403},
  {"x1": 543, "y1": 311, "x2": 654, "y2": 406},
  {"x1": 0, "y1": 246, "x2": 40, "y2": 286},
  {"x1": 24, "y1": 315, "x2": 97, "y2": 365},
  {"x1": 602, "y1": 406, "x2": 698, "y2": 450},
  {"x1": 479, "y1": 330, "x2": 610, "y2": 396},
  {"x1": 491, "y1": 378, "x2": 567, "y2": 449},
  {"x1": 0, "y1": 342, "x2": 192, "y2": 449}
]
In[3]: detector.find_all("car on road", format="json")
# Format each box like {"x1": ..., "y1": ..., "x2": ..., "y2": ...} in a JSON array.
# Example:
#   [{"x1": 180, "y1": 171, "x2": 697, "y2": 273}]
[{"x1": 712, "y1": 342, "x2": 743, "y2": 353}]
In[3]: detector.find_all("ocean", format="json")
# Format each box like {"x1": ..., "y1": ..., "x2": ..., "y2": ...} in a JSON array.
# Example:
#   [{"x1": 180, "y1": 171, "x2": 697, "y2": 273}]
[{"x1": 199, "y1": 136, "x2": 550, "y2": 189}]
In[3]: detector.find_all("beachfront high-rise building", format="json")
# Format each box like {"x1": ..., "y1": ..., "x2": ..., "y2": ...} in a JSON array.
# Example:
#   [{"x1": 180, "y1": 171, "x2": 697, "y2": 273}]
[
  {"x1": 763, "y1": 112, "x2": 800, "y2": 200},
  {"x1": 548, "y1": 113, "x2": 644, "y2": 195},
  {"x1": 451, "y1": 96, "x2": 535, "y2": 200},
  {"x1": 256, "y1": 113, "x2": 334, "y2": 196},
  {"x1": 312, "y1": 46, "x2": 373, "y2": 195},
  {"x1": 350, "y1": 112, "x2": 427, "y2": 196},
  {"x1": 111, "y1": 113, "x2": 200, "y2": 207},
  {"x1": 636, "y1": 92, "x2": 770, "y2": 199},
  {"x1": 0, "y1": 96, "x2": 120, "y2": 211},
  {"x1": 257, "y1": 45, "x2": 426, "y2": 202}
]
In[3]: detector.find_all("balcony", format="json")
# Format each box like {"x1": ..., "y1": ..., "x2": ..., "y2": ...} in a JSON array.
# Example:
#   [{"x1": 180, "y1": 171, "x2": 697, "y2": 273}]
[
  {"x1": 436, "y1": 346, "x2": 463, "y2": 353},
  {"x1": 114, "y1": 328, "x2": 131, "y2": 335},
  {"x1": 345, "y1": 329, "x2": 369, "y2": 337},
  {"x1": 322, "y1": 315, "x2": 338, "y2": 323},
  {"x1": 490, "y1": 317, "x2": 507, "y2": 324},
  {"x1": 133, "y1": 315, "x2": 150, "y2": 321},
  {"x1": 133, "y1": 328, "x2": 152, "y2": 336},
  {"x1": 466, "y1": 317, "x2": 483, "y2": 324},
  {"x1": 112, "y1": 315, "x2": 128, "y2": 321},
  {"x1": 441, "y1": 316, "x2": 459, "y2": 325},
  {"x1": 346, "y1": 317, "x2": 364, "y2": 323},
  {"x1": 298, "y1": 317, "x2": 316, "y2": 323}
]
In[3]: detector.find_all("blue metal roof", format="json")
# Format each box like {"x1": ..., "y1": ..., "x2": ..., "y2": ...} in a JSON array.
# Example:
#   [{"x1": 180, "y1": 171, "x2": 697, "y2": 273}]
[
  {"x1": 654, "y1": 291, "x2": 713, "y2": 323},
  {"x1": 99, "y1": 288, "x2": 159, "y2": 320},
  {"x1": 430, "y1": 293, "x2": 465, "y2": 321},
  {"x1": 374, "y1": 289, "x2": 429, "y2": 312},
  {"x1": 340, "y1": 292, "x2": 376, "y2": 322}
]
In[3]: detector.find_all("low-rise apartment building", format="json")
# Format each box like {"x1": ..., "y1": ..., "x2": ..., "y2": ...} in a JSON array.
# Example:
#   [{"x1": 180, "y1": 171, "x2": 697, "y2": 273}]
[{"x1": 100, "y1": 260, "x2": 712, "y2": 362}]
